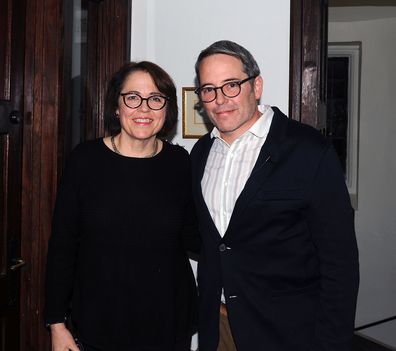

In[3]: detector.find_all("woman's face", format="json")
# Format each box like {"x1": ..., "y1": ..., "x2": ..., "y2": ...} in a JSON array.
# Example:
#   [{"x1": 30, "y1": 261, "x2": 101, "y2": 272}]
[{"x1": 117, "y1": 70, "x2": 167, "y2": 141}]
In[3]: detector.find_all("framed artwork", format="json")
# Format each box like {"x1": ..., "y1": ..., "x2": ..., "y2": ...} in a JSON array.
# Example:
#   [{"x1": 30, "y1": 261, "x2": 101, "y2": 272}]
[{"x1": 182, "y1": 87, "x2": 212, "y2": 138}]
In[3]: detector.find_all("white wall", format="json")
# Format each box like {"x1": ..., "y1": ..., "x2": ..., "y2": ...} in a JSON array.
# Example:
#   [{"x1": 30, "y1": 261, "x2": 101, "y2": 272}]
[
  {"x1": 130, "y1": 0, "x2": 290, "y2": 151},
  {"x1": 329, "y1": 8, "x2": 396, "y2": 327}
]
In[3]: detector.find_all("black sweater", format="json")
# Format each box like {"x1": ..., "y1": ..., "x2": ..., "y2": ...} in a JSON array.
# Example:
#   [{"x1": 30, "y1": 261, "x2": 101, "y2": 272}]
[{"x1": 45, "y1": 139, "x2": 199, "y2": 350}]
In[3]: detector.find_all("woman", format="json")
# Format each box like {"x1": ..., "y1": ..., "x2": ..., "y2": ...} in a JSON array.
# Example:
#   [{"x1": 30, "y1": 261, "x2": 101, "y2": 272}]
[{"x1": 45, "y1": 61, "x2": 199, "y2": 351}]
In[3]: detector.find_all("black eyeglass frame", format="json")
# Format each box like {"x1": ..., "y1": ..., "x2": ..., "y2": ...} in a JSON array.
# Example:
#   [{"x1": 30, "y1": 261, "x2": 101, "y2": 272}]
[
  {"x1": 194, "y1": 75, "x2": 257, "y2": 103},
  {"x1": 119, "y1": 92, "x2": 169, "y2": 111}
]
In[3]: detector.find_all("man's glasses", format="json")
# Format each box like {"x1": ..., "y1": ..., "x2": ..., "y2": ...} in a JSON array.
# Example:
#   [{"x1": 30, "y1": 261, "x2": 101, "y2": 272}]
[
  {"x1": 120, "y1": 93, "x2": 169, "y2": 110},
  {"x1": 194, "y1": 76, "x2": 257, "y2": 103}
]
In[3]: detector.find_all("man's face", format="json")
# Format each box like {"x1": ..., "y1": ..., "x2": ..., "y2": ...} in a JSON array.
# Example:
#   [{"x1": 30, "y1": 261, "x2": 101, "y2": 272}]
[{"x1": 198, "y1": 54, "x2": 263, "y2": 144}]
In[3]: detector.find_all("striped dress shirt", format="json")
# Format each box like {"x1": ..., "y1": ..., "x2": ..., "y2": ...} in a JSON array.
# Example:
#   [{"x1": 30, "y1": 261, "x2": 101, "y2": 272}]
[{"x1": 202, "y1": 105, "x2": 274, "y2": 237}]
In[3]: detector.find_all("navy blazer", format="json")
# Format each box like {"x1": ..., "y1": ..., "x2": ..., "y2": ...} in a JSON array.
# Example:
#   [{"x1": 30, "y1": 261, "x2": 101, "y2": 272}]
[{"x1": 190, "y1": 107, "x2": 359, "y2": 351}]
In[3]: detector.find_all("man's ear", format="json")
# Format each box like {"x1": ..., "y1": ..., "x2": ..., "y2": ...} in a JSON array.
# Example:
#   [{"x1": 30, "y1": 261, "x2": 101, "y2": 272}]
[{"x1": 253, "y1": 76, "x2": 263, "y2": 100}]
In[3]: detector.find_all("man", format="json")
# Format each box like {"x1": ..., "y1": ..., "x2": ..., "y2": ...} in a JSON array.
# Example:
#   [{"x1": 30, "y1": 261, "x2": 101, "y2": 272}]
[{"x1": 190, "y1": 40, "x2": 359, "y2": 351}]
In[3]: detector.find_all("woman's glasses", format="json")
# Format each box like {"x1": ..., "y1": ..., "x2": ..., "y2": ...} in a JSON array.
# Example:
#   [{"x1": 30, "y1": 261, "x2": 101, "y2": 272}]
[{"x1": 120, "y1": 93, "x2": 169, "y2": 110}]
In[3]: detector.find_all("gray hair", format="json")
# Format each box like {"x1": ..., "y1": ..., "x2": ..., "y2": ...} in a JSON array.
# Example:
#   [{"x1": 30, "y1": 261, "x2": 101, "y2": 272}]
[{"x1": 195, "y1": 40, "x2": 261, "y2": 85}]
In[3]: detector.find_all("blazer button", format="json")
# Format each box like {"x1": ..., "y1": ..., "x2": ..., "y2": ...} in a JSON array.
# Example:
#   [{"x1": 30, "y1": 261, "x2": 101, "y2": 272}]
[{"x1": 219, "y1": 243, "x2": 226, "y2": 252}]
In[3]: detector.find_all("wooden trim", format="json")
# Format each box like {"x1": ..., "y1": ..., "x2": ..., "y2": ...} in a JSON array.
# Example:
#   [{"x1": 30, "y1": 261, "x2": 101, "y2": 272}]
[
  {"x1": 86, "y1": 0, "x2": 131, "y2": 139},
  {"x1": 20, "y1": 0, "x2": 62, "y2": 349},
  {"x1": 289, "y1": 0, "x2": 302, "y2": 121},
  {"x1": 289, "y1": 0, "x2": 328, "y2": 130}
]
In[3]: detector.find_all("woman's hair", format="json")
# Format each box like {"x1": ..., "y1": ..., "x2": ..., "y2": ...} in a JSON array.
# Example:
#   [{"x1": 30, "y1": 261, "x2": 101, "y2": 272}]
[
  {"x1": 104, "y1": 61, "x2": 178, "y2": 137},
  {"x1": 194, "y1": 40, "x2": 261, "y2": 86}
]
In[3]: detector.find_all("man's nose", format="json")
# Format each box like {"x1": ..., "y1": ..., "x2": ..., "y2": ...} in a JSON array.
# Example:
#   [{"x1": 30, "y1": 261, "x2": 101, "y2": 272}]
[{"x1": 215, "y1": 88, "x2": 227, "y2": 104}]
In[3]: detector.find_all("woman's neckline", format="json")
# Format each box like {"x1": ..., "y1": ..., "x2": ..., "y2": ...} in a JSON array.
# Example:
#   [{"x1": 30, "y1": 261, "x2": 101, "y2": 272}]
[{"x1": 101, "y1": 137, "x2": 166, "y2": 159}]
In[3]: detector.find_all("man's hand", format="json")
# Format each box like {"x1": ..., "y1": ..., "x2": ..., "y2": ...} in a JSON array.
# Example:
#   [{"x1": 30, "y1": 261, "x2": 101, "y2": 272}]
[{"x1": 50, "y1": 323, "x2": 79, "y2": 351}]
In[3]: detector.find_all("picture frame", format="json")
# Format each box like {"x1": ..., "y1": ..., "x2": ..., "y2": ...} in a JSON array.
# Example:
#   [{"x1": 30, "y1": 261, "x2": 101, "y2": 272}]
[{"x1": 182, "y1": 87, "x2": 213, "y2": 138}]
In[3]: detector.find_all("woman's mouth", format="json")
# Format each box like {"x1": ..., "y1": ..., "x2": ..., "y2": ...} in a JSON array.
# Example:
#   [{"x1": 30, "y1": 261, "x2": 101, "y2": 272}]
[{"x1": 133, "y1": 118, "x2": 153, "y2": 125}]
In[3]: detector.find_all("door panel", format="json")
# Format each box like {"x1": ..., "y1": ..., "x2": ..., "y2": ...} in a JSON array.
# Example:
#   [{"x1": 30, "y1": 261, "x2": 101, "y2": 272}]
[
  {"x1": 85, "y1": 0, "x2": 131, "y2": 139},
  {"x1": 0, "y1": 0, "x2": 26, "y2": 350}
]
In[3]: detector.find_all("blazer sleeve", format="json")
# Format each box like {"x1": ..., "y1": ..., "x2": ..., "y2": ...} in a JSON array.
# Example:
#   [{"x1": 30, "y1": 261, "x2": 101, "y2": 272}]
[{"x1": 306, "y1": 144, "x2": 359, "y2": 351}]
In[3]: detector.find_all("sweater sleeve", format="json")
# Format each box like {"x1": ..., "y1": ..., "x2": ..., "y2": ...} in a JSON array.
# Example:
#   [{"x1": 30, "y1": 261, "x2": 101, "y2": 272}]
[
  {"x1": 180, "y1": 148, "x2": 201, "y2": 257},
  {"x1": 182, "y1": 193, "x2": 201, "y2": 258},
  {"x1": 44, "y1": 147, "x2": 83, "y2": 325}
]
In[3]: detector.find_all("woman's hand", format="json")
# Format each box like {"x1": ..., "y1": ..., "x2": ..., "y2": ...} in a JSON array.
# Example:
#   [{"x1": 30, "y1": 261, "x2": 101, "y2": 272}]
[{"x1": 50, "y1": 323, "x2": 80, "y2": 351}]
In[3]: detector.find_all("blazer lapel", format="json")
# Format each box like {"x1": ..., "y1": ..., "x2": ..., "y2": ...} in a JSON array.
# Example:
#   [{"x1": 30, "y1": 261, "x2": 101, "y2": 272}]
[{"x1": 226, "y1": 108, "x2": 288, "y2": 233}]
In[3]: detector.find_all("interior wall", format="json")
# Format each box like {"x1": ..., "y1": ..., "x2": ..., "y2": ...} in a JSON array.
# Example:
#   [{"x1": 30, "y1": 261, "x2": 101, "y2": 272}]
[
  {"x1": 329, "y1": 7, "x2": 396, "y2": 327},
  {"x1": 130, "y1": 0, "x2": 290, "y2": 151}
]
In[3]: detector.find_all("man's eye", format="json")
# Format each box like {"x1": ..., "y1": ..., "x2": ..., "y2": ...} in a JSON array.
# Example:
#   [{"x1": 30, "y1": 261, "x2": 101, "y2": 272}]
[
  {"x1": 227, "y1": 82, "x2": 239, "y2": 89},
  {"x1": 202, "y1": 87, "x2": 214, "y2": 94}
]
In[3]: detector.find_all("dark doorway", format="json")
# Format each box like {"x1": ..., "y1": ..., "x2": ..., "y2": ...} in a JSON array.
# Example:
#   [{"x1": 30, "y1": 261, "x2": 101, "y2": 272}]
[{"x1": 326, "y1": 56, "x2": 349, "y2": 173}]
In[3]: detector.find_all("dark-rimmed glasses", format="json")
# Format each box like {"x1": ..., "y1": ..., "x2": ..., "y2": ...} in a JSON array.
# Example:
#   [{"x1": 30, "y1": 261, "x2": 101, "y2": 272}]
[
  {"x1": 120, "y1": 92, "x2": 169, "y2": 110},
  {"x1": 194, "y1": 76, "x2": 257, "y2": 103}
]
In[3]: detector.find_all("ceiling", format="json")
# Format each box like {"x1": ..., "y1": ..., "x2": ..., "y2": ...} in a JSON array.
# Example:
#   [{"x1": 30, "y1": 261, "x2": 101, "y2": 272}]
[
  {"x1": 329, "y1": 1, "x2": 396, "y2": 21},
  {"x1": 330, "y1": 0, "x2": 396, "y2": 6}
]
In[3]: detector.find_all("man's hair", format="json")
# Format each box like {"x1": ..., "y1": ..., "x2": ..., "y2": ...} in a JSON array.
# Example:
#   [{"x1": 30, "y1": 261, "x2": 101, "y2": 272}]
[{"x1": 195, "y1": 40, "x2": 261, "y2": 85}]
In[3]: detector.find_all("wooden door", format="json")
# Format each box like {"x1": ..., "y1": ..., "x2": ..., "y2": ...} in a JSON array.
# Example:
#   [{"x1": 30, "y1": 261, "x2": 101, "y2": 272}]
[
  {"x1": 0, "y1": 0, "x2": 26, "y2": 350},
  {"x1": 17, "y1": 0, "x2": 131, "y2": 350}
]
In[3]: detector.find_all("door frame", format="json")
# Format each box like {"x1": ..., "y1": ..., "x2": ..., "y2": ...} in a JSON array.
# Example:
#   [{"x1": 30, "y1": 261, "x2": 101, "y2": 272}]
[{"x1": 289, "y1": 0, "x2": 328, "y2": 131}]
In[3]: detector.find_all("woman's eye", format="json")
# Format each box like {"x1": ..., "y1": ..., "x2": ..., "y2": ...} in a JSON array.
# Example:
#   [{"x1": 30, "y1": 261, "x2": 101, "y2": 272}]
[
  {"x1": 126, "y1": 94, "x2": 139, "y2": 101},
  {"x1": 150, "y1": 96, "x2": 162, "y2": 103}
]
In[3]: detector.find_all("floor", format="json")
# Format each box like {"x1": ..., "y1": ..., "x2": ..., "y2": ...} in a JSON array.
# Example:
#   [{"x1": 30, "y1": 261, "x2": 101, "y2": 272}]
[{"x1": 354, "y1": 319, "x2": 396, "y2": 351}]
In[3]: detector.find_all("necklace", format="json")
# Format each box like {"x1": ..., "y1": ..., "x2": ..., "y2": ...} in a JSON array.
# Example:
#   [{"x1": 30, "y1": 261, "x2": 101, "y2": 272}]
[{"x1": 110, "y1": 135, "x2": 158, "y2": 158}]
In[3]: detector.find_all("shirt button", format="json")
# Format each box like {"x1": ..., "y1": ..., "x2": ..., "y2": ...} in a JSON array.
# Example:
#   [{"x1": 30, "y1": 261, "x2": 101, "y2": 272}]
[{"x1": 219, "y1": 243, "x2": 226, "y2": 252}]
